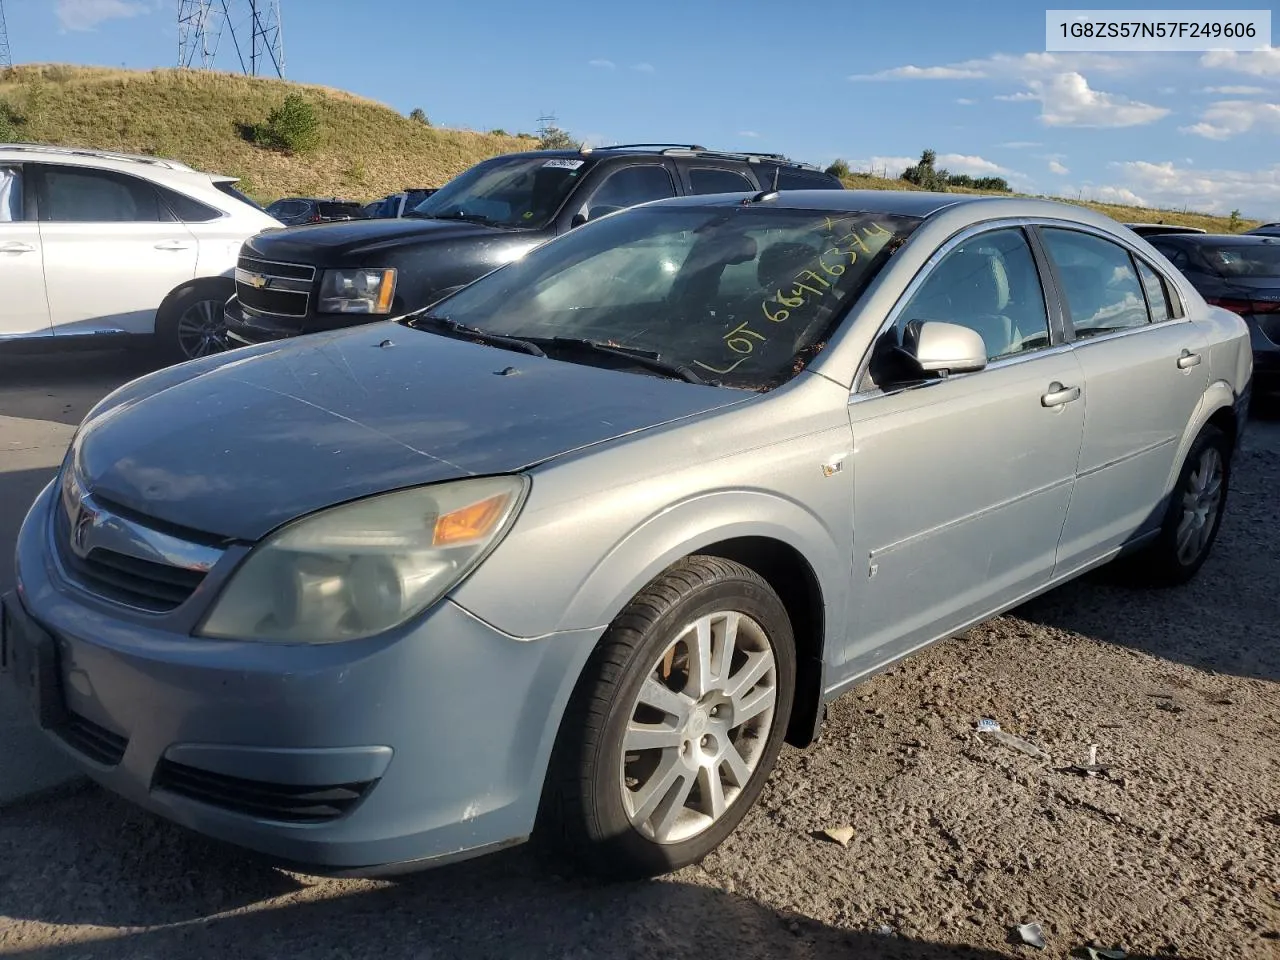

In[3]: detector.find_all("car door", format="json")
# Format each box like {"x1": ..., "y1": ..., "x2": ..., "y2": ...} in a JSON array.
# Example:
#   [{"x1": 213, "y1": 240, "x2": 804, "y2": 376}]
[
  {"x1": 562, "y1": 161, "x2": 680, "y2": 230},
  {"x1": 0, "y1": 163, "x2": 52, "y2": 339},
  {"x1": 33, "y1": 163, "x2": 199, "y2": 337},
  {"x1": 1037, "y1": 226, "x2": 1209, "y2": 575},
  {"x1": 843, "y1": 224, "x2": 1086, "y2": 674}
]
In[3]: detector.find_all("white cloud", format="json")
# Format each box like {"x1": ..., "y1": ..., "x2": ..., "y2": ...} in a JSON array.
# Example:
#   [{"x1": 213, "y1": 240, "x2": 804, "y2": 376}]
[
  {"x1": 850, "y1": 51, "x2": 1132, "y2": 82},
  {"x1": 995, "y1": 91, "x2": 1037, "y2": 102},
  {"x1": 999, "y1": 141, "x2": 1043, "y2": 149},
  {"x1": 737, "y1": 130, "x2": 761, "y2": 138},
  {"x1": 1109, "y1": 159, "x2": 1280, "y2": 216},
  {"x1": 938, "y1": 153, "x2": 1011, "y2": 175},
  {"x1": 632, "y1": 62, "x2": 656, "y2": 73},
  {"x1": 1048, "y1": 159, "x2": 1069, "y2": 175},
  {"x1": 1010, "y1": 72, "x2": 1169, "y2": 127},
  {"x1": 587, "y1": 59, "x2": 616, "y2": 69},
  {"x1": 1203, "y1": 85, "x2": 1267, "y2": 95},
  {"x1": 956, "y1": 98, "x2": 977, "y2": 105},
  {"x1": 1201, "y1": 47, "x2": 1280, "y2": 78},
  {"x1": 861, "y1": 155, "x2": 919, "y2": 177},
  {"x1": 1180, "y1": 100, "x2": 1280, "y2": 139},
  {"x1": 56, "y1": 0, "x2": 152, "y2": 31},
  {"x1": 1086, "y1": 184, "x2": 1151, "y2": 207}
]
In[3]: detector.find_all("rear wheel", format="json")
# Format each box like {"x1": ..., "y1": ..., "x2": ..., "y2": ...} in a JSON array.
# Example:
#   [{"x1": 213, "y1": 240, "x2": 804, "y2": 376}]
[
  {"x1": 540, "y1": 556, "x2": 795, "y2": 879},
  {"x1": 154, "y1": 281, "x2": 235, "y2": 364}
]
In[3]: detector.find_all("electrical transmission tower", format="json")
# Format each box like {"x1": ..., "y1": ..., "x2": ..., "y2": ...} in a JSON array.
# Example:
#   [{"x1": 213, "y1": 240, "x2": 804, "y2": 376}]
[
  {"x1": 0, "y1": 0, "x2": 13, "y2": 70},
  {"x1": 177, "y1": 0, "x2": 284, "y2": 78}
]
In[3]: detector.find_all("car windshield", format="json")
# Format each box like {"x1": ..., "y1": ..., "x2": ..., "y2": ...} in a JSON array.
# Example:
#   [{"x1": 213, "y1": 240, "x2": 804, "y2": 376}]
[
  {"x1": 402, "y1": 205, "x2": 921, "y2": 390},
  {"x1": 407, "y1": 155, "x2": 589, "y2": 228},
  {"x1": 1200, "y1": 242, "x2": 1280, "y2": 277}
]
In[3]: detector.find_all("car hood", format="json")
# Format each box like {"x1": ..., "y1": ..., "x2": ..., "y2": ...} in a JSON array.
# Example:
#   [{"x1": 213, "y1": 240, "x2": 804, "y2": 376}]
[
  {"x1": 247, "y1": 217, "x2": 521, "y2": 260},
  {"x1": 71, "y1": 324, "x2": 751, "y2": 542}
]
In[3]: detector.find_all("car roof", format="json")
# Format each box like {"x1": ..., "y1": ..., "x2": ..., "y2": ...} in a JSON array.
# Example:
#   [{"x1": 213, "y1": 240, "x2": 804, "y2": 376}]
[
  {"x1": 481, "y1": 145, "x2": 831, "y2": 172},
  {"x1": 0, "y1": 142, "x2": 246, "y2": 192}
]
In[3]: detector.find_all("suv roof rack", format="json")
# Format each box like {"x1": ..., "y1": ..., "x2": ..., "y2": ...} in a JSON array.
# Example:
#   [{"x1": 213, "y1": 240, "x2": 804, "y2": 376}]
[
  {"x1": 0, "y1": 143, "x2": 195, "y2": 171},
  {"x1": 586, "y1": 143, "x2": 825, "y2": 172},
  {"x1": 591, "y1": 143, "x2": 708, "y2": 152}
]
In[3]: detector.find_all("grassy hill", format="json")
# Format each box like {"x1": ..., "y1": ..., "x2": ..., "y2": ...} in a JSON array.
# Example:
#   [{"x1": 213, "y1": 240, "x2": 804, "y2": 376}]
[{"x1": 0, "y1": 64, "x2": 1258, "y2": 232}]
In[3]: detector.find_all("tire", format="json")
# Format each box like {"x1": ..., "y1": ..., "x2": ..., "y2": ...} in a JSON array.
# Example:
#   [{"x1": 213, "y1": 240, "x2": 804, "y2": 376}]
[
  {"x1": 1124, "y1": 423, "x2": 1231, "y2": 587},
  {"x1": 539, "y1": 556, "x2": 796, "y2": 880},
  {"x1": 153, "y1": 280, "x2": 235, "y2": 365}
]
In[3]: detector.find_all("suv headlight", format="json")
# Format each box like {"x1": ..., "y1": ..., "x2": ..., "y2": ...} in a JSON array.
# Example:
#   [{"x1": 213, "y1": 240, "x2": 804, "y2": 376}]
[
  {"x1": 197, "y1": 476, "x2": 527, "y2": 643},
  {"x1": 318, "y1": 268, "x2": 398, "y2": 314}
]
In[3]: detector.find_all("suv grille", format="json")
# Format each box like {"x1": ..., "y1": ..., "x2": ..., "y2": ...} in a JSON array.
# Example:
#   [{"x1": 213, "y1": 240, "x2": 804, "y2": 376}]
[
  {"x1": 152, "y1": 760, "x2": 377, "y2": 824},
  {"x1": 235, "y1": 255, "x2": 316, "y2": 318}
]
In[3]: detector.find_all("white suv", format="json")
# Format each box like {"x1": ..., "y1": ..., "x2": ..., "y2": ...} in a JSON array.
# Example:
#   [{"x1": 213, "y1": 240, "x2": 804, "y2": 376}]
[{"x1": 0, "y1": 144, "x2": 281, "y2": 362}]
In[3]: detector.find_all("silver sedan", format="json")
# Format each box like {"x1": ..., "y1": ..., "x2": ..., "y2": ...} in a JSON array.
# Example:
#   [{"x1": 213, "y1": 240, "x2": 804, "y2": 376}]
[{"x1": 2, "y1": 189, "x2": 1252, "y2": 880}]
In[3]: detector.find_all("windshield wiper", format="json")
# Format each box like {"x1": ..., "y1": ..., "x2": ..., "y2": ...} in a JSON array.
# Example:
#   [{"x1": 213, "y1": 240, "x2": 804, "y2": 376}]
[
  {"x1": 406, "y1": 210, "x2": 495, "y2": 225},
  {"x1": 404, "y1": 314, "x2": 546, "y2": 357},
  {"x1": 538, "y1": 337, "x2": 705, "y2": 385}
]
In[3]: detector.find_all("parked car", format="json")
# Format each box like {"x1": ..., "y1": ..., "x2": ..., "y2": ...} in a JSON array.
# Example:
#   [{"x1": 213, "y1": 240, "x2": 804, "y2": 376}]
[
  {"x1": 263, "y1": 197, "x2": 370, "y2": 226},
  {"x1": 1124, "y1": 223, "x2": 1207, "y2": 238},
  {"x1": 3, "y1": 190, "x2": 1250, "y2": 881},
  {"x1": 1244, "y1": 222, "x2": 1280, "y2": 238},
  {"x1": 1145, "y1": 232, "x2": 1280, "y2": 397},
  {"x1": 364, "y1": 189, "x2": 438, "y2": 219},
  {"x1": 0, "y1": 144, "x2": 280, "y2": 361},
  {"x1": 222, "y1": 144, "x2": 845, "y2": 348}
]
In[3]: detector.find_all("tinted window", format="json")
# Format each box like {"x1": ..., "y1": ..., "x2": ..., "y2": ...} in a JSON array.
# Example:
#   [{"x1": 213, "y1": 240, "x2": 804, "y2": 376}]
[
  {"x1": 1195, "y1": 241, "x2": 1280, "y2": 278},
  {"x1": 1041, "y1": 228, "x2": 1149, "y2": 338},
  {"x1": 1135, "y1": 259, "x2": 1173, "y2": 321},
  {"x1": 1148, "y1": 240, "x2": 1189, "y2": 270},
  {"x1": 774, "y1": 168, "x2": 842, "y2": 191},
  {"x1": 688, "y1": 167, "x2": 754, "y2": 195},
  {"x1": 411, "y1": 155, "x2": 591, "y2": 228},
  {"x1": 267, "y1": 199, "x2": 309, "y2": 219},
  {"x1": 895, "y1": 227, "x2": 1051, "y2": 361},
  {"x1": 214, "y1": 180, "x2": 264, "y2": 211},
  {"x1": 318, "y1": 202, "x2": 367, "y2": 218},
  {"x1": 39, "y1": 167, "x2": 168, "y2": 222},
  {"x1": 584, "y1": 165, "x2": 676, "y2": 219},
  {"x1": 159, "y1": 187, "x2": 221, "y2": 222}
]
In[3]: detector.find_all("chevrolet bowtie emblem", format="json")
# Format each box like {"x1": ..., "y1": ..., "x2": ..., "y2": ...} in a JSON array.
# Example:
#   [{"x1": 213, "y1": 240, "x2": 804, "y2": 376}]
[{"x1": 246, "y1": 273, "x2": 268, "y2": 289}]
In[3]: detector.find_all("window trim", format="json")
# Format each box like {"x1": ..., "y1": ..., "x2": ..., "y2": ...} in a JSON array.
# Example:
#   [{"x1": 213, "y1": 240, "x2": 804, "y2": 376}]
[
  {"x1": 1032, "y1": 222, "x2": 1191, "y2": 346},
  {"x1": 574, "y1": 161, "x2": 679, "y2": 221},
  {"x1": 852, "y1": 218, "x2": 1064, "y2": 396}
]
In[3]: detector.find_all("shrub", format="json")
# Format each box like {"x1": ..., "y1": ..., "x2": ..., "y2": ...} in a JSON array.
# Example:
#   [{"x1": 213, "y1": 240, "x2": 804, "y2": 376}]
[
  {"x1": 1228, "y1": 209, "x2": 1243, "y2": 232},
  {"x1": 825, "y1": 158, "x2": 851, "y2": 179},
  {"x1": 252, "y1": 93, "x2": 321, "y2": 154},
  {"x1": 409, "y1": 107, "x2": 429, "y2": 126},
  {"x1": 0, "y1": 100, "x2": 24, "y2": 141},
  {"x1": 537, "y1": 122, "x2": 579, "y2": 150},
  {"x1": 901, "y1": 148, "x2": 950, "y2": 192}
]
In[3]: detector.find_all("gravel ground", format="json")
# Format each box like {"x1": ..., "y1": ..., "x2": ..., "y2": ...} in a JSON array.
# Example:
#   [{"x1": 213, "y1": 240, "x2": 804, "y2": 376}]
[{"x1": 0, "y1": 354, "x2": 1277, "y2": 960}]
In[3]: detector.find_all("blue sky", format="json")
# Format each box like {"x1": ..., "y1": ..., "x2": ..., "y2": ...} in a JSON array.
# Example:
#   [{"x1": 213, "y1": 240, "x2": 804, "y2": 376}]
[{"x1": 6, "y1": 0, "x2": 1280, "y2": 216}]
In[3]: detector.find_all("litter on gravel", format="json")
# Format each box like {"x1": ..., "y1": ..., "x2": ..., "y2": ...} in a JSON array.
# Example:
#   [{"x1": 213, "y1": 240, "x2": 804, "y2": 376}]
[
  {"x1": 1083, "y1": 948, "x2": 1127, "y2": 959},
  {"x1": 1016, "y1": 921, "x2": 1047, "y2": 949},
  {"x1": 980, "y1": 728, "x2": 1050, "y2": 760},
  {"x1": 819, "y1": 825, "x2": 854, "y2": 847}
]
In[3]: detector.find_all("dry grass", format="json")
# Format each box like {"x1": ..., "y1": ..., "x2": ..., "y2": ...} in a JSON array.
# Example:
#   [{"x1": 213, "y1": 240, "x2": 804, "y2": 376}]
[
  {"x1": 0, "y1": 64, "x2": 537, "y2": 202},
  {"x1": 0, "y1": 64, "x2": 1259, "y2": 231}
]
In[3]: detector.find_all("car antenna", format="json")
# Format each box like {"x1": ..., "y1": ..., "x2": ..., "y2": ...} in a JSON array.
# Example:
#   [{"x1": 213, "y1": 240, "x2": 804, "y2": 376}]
[{"x1": 747, "y1": 165, "x2": 781, "y2": 203}]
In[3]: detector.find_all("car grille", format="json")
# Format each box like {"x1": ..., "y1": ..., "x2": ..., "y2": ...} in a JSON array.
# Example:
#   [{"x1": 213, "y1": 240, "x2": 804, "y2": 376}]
[
  {"x1": 235, "y1": 254, "x2": 316, "y2": 318},
  {"x1": 152, "y1": 760, "x2": 377, "y2": 824},
  {"x1": 53, "y1": 491, "x2": 215, "y2": 613},
  {"x1": 57, "y1": 711, "x2": 128, "y2": 766}
]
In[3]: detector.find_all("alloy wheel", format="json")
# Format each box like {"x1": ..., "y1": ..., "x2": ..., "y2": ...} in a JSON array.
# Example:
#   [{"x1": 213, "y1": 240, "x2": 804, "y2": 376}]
[
  {"x1": 175, "y1": 298, "x2": 230, "y2": 360},
  {"x1": 1175, "y1": 446, "x2": 1223, "y2": 566}
]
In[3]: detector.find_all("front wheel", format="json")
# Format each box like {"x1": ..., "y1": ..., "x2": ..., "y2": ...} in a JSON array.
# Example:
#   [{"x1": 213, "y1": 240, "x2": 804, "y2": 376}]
[{"x1": 540, "y1": 556, "x2": 795, "y2": 879}]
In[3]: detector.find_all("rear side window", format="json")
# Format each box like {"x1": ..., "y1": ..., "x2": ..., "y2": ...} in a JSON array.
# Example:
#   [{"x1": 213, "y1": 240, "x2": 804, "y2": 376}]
[
  {"x1": 158, "y1": 187, "x2": 222, "y2": 222},
  {"x1": 1040, "y1": 228, "x2": 1151, "y2": 339},
  {"x1": 1135, "y1": 259, "x2": 1173, "y2": 322},
  {"x1": 773, "y1": 168, "x2": 842, "y2": 191},
  {"x1": 38, "y1": 166, "x2": 169, "y2": 222},
  {"x1": 214, "y1": 180, "x2": 264, "y2": 211},
  {"x1": 687, "y1": 167, "x2": 754, "y2": 195}
]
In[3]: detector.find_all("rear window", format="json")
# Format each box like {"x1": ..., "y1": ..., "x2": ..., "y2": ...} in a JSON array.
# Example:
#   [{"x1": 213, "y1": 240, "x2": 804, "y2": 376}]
[
  {"x1": 159, "y1": 187, "x2": 222, "y2": 222},
  {"x1": 318, "y1": 202, "x2": 368, "y2": 218},
  {"x1": 1199, "y1": 242, "x2": 1280, "y2": 278}
]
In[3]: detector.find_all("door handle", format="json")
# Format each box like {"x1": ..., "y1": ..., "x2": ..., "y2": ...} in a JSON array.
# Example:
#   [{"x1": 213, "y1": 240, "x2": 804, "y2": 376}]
[
  {"x1": 154, "y1": 240, "x2": 192, "y2": 251},
  {"x1": 1177, "y1": 349, "x2": 1202, "y2": 370},
  {"x1": 0, "y1": 241, "x2": 35, "y2": 253},
  {"x1": 1041, "y1": 382, "x2": 1081, "y2": 407}
]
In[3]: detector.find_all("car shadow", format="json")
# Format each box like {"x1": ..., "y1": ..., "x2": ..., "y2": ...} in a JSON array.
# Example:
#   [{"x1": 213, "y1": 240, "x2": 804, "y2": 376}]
[
  {"x1": 0, "y1": 788, "x2": 1192, "y2": 960},
  {"x1": 0, "y1": 349, "x2": 162, "y2": 428}
]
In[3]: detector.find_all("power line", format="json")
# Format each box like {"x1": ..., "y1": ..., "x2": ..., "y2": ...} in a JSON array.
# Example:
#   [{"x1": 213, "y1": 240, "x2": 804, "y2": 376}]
[
  {"x1": 0, "y1": 0, "x2": 13, "y2": 70},
  {"x1": 177, "y1": 0, "x2": 284, "y2": 77}
]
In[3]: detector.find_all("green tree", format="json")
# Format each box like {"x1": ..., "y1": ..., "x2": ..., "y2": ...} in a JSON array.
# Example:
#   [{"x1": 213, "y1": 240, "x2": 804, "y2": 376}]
[
  {"x1": 901, "y1": 148, "x2": 950, "y2": 192},
  {"x1": 536, "y1": 116, "x2": 579, "y2": 150},
  {"x1": 1228, "y1": 208, "x2": 1243, "y2": 232},
  {"x1": 0, "y1": 100, "x2": 23, "y2": 141},
  {"x1": 825, "y1": 158, "x2": 851, "y2": 180},
  {"x1": 409, "y1": 107, "x2": 430, "y2": 125},
  {"x1": 253, "y1": 93, "x2": 321, "y2": 155}
]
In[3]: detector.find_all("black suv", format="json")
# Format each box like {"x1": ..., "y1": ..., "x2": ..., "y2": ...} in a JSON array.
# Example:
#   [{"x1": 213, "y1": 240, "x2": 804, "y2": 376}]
[{"x1": 224, "y1": 144, "x2": 843, "y2": 346}]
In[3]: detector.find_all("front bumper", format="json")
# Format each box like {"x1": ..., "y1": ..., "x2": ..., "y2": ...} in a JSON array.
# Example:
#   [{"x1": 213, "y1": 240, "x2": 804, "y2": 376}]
[
  {"x1": 7, "y1": 480, "x2": 603, "y2": 873},
  {"x1": 224, "y1": 295, "x2": 382, "y2": 348}
]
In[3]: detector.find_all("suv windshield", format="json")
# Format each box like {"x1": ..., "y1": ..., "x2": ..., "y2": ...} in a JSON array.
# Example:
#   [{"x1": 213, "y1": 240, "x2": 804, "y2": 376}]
[
  {"x1": 408, "y1": 155, "x2": 590, "y2": 228},
  {"x1": 1200, "y1": 241, "x2": 1280, "y2": 278},
  {"x1": 404, "y1": 205, "x2": 920, "y2": 390}
]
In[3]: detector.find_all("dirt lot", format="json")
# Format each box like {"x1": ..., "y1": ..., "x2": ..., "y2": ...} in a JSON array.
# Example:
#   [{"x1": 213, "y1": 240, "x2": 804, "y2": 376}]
[{"x1": 0, "y1": 354, "x2": 1277, "y2": 960}]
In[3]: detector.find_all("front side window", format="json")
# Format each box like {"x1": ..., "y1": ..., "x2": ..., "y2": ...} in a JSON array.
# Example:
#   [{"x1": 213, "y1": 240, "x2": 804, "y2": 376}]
[
  {"x1": 39, "y1": 166, "x2": 168, "y2": 222},
  {"x1": 406, "y1": 206, "x2": 920, "y2": 390},
  {"x1": 892, "y1": 227, "x2": 1052, "y2": 361},
  {"x1": 583, "y1": 165, "x2": 677, "y2": 219},
  {"x1": 0, "y1": 165, "x2": 21, "y2": 221},
  {"x1": 1041, "y1": 228, "x2": 1150, "y2": 338},
  {"x1": 687, "y1": 167, "x2": 754, "y2": 195},
  {"x1": 410, "y1": 155, "x2": 593, "y2": 228}
]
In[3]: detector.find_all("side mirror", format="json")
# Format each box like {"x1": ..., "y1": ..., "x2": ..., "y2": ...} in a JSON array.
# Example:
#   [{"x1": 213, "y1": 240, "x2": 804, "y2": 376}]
[
  {"x1": 570, "y1": 211, "x2": 588, "y2": 228},
  {"x1": 902, "y1": 320, "x2": 987, "y2": 376}
]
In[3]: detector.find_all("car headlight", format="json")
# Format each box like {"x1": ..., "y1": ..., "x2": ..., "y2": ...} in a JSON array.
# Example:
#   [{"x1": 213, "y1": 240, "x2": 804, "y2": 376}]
[
  {"x1": 318, "y1": 268, "x2": 398, "y2": 314},
  {"x1": 197, "y1": 476, "x2": 527, "y2": 643}
]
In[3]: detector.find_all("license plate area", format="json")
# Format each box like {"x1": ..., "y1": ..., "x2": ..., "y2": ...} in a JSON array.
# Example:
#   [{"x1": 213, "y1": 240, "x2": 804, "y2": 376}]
[{"x1": 2, "y1": 594, "x2": 69, "y2": 730}]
